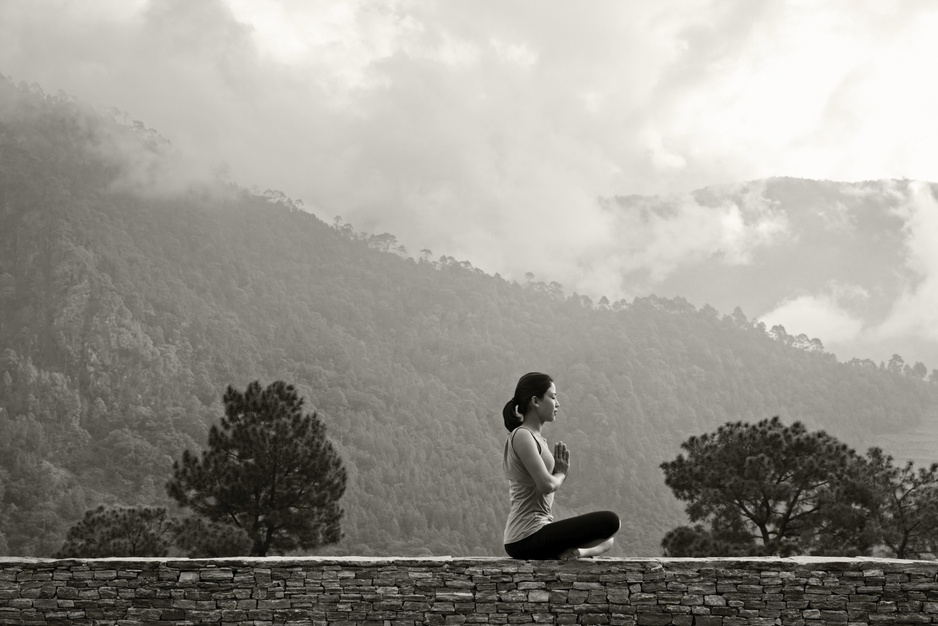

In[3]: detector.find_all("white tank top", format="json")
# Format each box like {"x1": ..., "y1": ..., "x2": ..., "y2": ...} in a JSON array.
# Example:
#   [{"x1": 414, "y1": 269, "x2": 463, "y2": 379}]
[{"x1": 503, "y1": 427, "x2": 554, "y2": 544}]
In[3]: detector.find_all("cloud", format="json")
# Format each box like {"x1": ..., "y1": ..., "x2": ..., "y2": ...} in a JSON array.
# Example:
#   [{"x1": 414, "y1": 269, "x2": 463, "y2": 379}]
[
  {"x1": 2, "y1": 0, "x2": 938, "y2": 309},
  {"x1": 92, "y1": 116, "x2": 225, "y2": 198},
  {"x1": 753, "y1": 181, "x2": 938, "y2": 364},
  {"x1": 760, "y1": 288, "x2": 866, "y2": 345},
  {"x1": 570, "y1": 181, "x2": 790, "y2": 300},
  {"x1": 874, "y1": 182, "x2": 938, "y2": 341}
]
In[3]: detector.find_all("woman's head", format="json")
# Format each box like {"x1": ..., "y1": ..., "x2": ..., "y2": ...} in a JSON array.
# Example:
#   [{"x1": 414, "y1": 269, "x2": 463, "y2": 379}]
[{"x1": 502, "y1": 372, "x2": 555, "y2": 431}]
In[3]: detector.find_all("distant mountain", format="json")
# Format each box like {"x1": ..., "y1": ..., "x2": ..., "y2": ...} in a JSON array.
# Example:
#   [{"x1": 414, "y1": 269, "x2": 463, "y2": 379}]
[
  {"x1": 2, "y1": 75, "x2": 938, "y2": 557},
  {"x1": 606, "y1": 176, "x2": 938, "y2": 369}
]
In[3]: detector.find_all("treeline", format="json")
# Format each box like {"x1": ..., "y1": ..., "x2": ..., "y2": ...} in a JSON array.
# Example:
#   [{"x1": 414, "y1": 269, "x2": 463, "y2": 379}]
[{"x1": 2, "y1": 75, "x2": 938, "y2": 557}]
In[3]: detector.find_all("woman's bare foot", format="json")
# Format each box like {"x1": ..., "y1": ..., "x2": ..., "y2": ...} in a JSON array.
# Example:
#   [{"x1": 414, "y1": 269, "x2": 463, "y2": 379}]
[{"x1": 563, "y1": 538, "x2": 615, "y2": 559}]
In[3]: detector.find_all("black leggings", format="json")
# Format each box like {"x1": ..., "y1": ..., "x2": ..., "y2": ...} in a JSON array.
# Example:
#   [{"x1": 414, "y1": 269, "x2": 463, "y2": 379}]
[{"x1": 504, "y1": 511, "x2": 620, "y2": 560}]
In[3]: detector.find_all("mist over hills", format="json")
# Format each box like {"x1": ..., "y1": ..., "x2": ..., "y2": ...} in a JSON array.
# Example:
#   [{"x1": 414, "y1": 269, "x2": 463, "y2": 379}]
[
  {"x1": 604, "y1": 176, "x2": 938, "y2": 370},
  {"x1": 2, "y1": 76, "x2": 938, "y2": 558}
]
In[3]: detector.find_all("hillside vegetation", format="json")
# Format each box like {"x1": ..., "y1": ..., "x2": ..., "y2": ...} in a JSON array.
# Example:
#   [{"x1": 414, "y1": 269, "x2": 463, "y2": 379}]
[{"x1": 2, "y1": 76, "x2": 937, "y2": 557}]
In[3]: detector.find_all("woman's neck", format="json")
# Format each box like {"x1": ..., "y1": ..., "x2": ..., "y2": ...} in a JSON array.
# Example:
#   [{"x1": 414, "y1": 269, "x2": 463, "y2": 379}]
[{"x1": 521, "y1": 416, "x2": 543, "y2": 435}]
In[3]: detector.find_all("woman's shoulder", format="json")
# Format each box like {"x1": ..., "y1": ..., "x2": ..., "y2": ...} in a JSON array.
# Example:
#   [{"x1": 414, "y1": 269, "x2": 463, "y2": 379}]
[
  {"x1": 510, "y1": 427, "x2": 545, "y2": 452},
  {"x1": 510, "y1": 426, "x2": 544, "y2": 440}
]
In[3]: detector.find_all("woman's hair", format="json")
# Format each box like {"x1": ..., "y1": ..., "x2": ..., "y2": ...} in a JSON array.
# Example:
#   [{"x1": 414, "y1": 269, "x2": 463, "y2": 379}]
[{"x1": 502, "y1": 372, "x2": 554, "y2": 431}]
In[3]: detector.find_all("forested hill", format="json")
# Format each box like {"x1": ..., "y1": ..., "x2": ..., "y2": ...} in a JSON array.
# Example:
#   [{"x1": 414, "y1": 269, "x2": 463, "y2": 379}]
[{"x1": 2, "y1": 76, "x2": 938, "y2": 558}]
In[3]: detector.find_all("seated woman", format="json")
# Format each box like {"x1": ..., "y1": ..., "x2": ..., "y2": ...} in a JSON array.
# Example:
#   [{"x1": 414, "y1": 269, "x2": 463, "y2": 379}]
[{"x1": 502, "y1": 372, "x2": 620, "y2": 559}]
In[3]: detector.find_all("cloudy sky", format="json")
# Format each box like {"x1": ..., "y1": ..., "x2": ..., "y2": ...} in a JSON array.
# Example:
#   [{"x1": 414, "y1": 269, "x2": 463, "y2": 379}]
[{"x1": 3, "y1": 0, "x2": 938, "y2": 363}]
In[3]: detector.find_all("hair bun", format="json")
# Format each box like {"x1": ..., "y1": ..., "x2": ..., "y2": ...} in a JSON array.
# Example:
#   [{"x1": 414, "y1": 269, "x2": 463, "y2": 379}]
[{"x1": 502, "y1": 399, "x2": 523, "y2": 431}]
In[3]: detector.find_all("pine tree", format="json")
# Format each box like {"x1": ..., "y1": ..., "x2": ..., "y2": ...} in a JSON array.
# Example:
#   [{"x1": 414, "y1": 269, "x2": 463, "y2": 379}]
[
  {"x1": 166, "y1": 381, "x2": 347, "y2": 556},
  {"x1": 660, "y1": 417, "x2": 868, "y2": 556},
  {"x1": 864, "y1": 447, "x2": 938, "y2": 558},
  {"x1": 170, "y1": 515, "x2": 253, "y2": 557},
  {"x1": 55, "y1": 505, "x2": 173, "y2": 557}
]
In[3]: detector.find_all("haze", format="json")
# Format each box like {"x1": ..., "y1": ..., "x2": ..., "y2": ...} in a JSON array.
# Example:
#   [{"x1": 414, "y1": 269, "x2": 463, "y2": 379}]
[{"x1": 2, "y1": 0, "x2": 938, "y2": 365}]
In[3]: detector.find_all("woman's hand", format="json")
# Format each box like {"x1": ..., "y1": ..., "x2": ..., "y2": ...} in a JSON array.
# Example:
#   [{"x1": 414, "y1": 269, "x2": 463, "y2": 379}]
[{"x1": 553, "y1": 441, "x2": 570, "y2": 476}]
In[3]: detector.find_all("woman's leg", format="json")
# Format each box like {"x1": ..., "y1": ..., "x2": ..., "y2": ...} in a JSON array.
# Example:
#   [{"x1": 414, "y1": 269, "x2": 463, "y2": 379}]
[{"x1": 504, "y1": 511, "x2": 620, "y2": 559}]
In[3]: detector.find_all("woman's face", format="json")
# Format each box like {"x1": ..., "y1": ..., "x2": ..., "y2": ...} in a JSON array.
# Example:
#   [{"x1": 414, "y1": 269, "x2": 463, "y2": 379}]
[{"x1": 534, "y1": 383, "x2": 559, "y2": 423}]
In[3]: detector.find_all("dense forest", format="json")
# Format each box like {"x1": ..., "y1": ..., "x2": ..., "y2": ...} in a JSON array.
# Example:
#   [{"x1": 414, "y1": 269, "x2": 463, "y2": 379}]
[{"x1": 2, "y1": 75, "x2": 938, "y2": 557}]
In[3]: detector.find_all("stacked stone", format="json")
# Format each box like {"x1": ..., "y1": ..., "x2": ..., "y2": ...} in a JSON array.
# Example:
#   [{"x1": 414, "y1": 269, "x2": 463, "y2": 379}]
[{"x1": 2, "y1": 557, "x2": 938, "y2": 625}]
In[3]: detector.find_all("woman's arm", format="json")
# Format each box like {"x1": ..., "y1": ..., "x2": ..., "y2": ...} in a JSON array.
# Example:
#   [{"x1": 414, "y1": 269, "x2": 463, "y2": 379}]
[{"x1": 512, "y1": 430, "x2": 570, "y2": 495}]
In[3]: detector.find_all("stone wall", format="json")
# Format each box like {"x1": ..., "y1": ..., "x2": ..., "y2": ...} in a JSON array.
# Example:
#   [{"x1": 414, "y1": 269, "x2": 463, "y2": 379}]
[{"x1": 2, "y1": 556, "x2": 938, "y2": 625}]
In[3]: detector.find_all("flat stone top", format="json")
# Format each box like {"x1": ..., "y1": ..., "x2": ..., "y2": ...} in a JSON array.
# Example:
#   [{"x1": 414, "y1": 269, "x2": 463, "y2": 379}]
[{"x1": 1, "y1": 555, "x2": 932, "y2": 566}]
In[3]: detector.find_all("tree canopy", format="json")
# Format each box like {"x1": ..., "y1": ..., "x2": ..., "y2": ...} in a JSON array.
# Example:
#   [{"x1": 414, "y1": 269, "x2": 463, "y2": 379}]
[
  {"x1": 661, "y1": 418, "x2": 938, "y2": 558},
  {"x1": 864, "y1": 447, "x2": 938, "y2": 559},
  {"x1": 54, "y1": 505, "x2": 173, "y2": 558},
  {"x1": 166, "y1": 381, "x2": 347, "y2": 556},
  {"x1": 661, "y1": 417, "x2": 866, "y2": 555}
]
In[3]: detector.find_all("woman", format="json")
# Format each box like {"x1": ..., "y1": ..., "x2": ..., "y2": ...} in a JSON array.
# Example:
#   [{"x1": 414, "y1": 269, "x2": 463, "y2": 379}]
[{"x1": 502, "y1": 372, "x2": 620, "y2": 559}]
